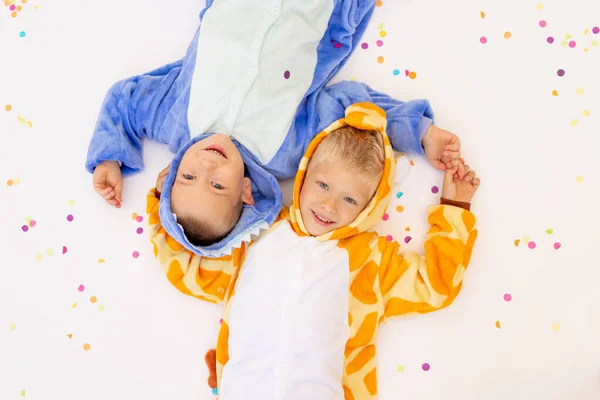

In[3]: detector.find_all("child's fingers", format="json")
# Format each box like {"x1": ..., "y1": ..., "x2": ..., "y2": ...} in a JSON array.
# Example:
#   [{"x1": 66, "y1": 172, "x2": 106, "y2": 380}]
[
  {"x1": 473, "y1": 178, "x2": 481, "y2": 189},
  {"x1": 464, "y1": 170, "x2": 477, "y2": 183}
]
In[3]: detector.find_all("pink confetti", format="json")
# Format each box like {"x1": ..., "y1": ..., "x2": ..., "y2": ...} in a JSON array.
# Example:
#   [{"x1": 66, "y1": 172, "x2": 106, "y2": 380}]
[
  {"x1": 480, "y1": 36, "x2": 487, "y2": 44},
  {"x1": 382, "y1": 213, "x2": 389, "y2": 221},
  {"x1": 422, "y1": 363, "x2": 431, "y2": 371},
  {"x1": 504, "y1": 293, "x2": 512, "y2": 302},
  {"x1": 553, "y1": 242, "x2": 561, "y2": 250},
  {"x1": 78, "y1": 285, "x2": 85, "y2": 292},
  {"x1": 568, "y1": 40, "x2": 576, "y2": 48},
  {"x1": 376, "y1": 40, "x2": 383, "y2": 47},
  {"x1": 67, "y1": 214, "x2": 74, "y2": 222},
  {"x1": 404, "y1": 236, "x2": 412, "y2": 244},
  {"x1": 385, "y1": 235, "x2": 393, "y2": 241},
  {"x1": 29, "y1": 220, "x2": 36, "y2": 227},
  {"x1": 132, "y1": 251, "x2": 140, "y2": 259},
  {"x1": 528, "y1": 241, "x2": 536, "y2": 249},
  {"x1": 136, "y1": 215, "x2": 143, "y2": 223},
  {"x1": 539, "y1": 20, "x2": 547, "y2": 28},
  {"x1": 334, "y1": 43, "x2": 342, "y2": 49},
  {"x1": 62, "y1": 246, "x2": 67, "y2": 254}
]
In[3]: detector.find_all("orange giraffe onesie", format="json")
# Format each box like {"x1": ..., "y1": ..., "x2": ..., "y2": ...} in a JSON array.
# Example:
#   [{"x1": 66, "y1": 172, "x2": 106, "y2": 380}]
[{"x1": 145, "y1": 103, "x2": 478, "y2": 399}]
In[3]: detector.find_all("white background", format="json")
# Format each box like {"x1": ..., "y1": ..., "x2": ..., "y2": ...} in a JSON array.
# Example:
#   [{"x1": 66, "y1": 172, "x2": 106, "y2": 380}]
[{"x1": 1, "y1": 0, "x2": 599, "y2": 399}]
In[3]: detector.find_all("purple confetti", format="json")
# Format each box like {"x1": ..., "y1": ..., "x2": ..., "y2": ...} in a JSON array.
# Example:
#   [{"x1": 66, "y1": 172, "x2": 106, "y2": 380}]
[
  {"x1": 404, "y1": 236, "x2": 412, "y2": 244},
  {"x1": 67, "y1": 214, "x2": 74, "y2": 222},
  {"x1": 361, "y1": 42, "x2": 368, "y2": 49},
  {"x1": 431, "y1": 186, "x2": 439, "y2": 194},
  {"x1": 284, "y1": 70, "x2": 291, "y2": 79},
  {"x1": 422, "y1": 363, "x2": 430, "y2": 371}
]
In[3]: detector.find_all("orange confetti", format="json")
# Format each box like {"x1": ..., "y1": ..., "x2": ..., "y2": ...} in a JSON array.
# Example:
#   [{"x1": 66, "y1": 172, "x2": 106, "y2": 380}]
[
  {"x1": 408, "y1": 71, "x2": 417, "y2": 79},
  {"x1": 404, "y1": 227, "x2": 410, "y2": 232},
  {"x1": 376, "y1": 0, "x2": 383, "y2": 6},
  {"x1": 4, "y1": 104, "x2": 11, "y2": 111},
  {"x1": 22, "y1": 0, "x2": 28, "y2": 3},
  {"x1": 495, "y1": 320, "x2": 501, "y2": 329},
  {"x1": 409, "y1": 160, "x2": 415, "y2": 166},
  {"x1": 552, "y1": 90, "x2": 558, "y2": 96},
  {"x1": 131, "y1": 212, "x2": 138, "y2": 220},
  {"x1": 90, "y1": 296, "x2": 97, "y2": 303},
  {"x1": 67, "y1": 334, "x2": 72, "y2": 339},
  {"x1": 83, "y1": 343, "x2": 91, "y2": 351},
  {"x1": 514, "y1": 239, "x2": 520, "y2": 247},
  {"x1": 377, "y1": 56, "x2": 384, "y2": 63},
  {"x1": 7, "y1": 179, "x2": 13, "y2": 186},
  {"x1": 11, "y1": 11, "x2": 17, "y2": 17},
  {"x1": 395, "y1": 205, "x2": 404, "y2": 213},
  {"x1": 480, "y1": 11, "x2": 485, "y2": 19},
  {"x1": 504, "y1": 31, "x2": 511, "y2": 39},
  {"x1": 16, "y1": 4, "x2": 21, "y2": 11}
]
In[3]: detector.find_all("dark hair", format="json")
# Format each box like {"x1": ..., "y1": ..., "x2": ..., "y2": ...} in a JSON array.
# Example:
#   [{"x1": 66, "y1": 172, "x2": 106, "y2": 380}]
[{"x1": 178, "y1": 202, "x2": 244, "y2": 247}]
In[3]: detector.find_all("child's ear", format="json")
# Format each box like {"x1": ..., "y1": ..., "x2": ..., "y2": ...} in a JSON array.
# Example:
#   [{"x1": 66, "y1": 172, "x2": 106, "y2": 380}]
[{"x1": 241, "y1": 177, "x2": 255, "y2": 206}]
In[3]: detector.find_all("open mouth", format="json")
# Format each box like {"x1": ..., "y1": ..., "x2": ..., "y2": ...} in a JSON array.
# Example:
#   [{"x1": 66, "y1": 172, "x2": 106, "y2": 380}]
[
  {"x1": 203, "y1": 145, "x2": 227, "y2": 159},
  {"x1": 311, "y1": 210, "x2": 334, "y2": 226}
]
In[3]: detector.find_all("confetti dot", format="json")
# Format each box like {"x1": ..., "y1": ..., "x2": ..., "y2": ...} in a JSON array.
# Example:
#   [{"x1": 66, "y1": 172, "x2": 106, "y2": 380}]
[
  {"x1": 565, "y1": 33, "x2": 573, "y2": 40},
  {"x1": 504, "y1": 31, "x2": 512, "y2": 39},
  {"x1": 4, "y1": 104, "x2": 11, "y2": 111},
  {"x1": 585, "y1": 28, "x2": 589, "y2": 35},
  {"x1": 592, "y1": 40, "x2": 598, "y2": 47},
  {"x1": 21, "y1": 225, "x2": 28, "y2": 232},
  {"x1": 514, "y1": 239, "x2": 520, "y2": 247},
  {"x1": 593, "y1": 26, "x2": 600, "y2": 34},
  {"x1": 377, "y1": 56, "x2": 384, "y2": 63},
  {"x1": 561, "y1": 40, "x2": 568, "y2": 47},
  {"x1": 78, "y1": 284, "x2": 85, "y2": 292},
  {"x1": 495, "y1": 320, "x2": 501, "y2": 329},
  {"x1": 131, "y1": 212, "x2": 138, "y2": 220},
  {"x1": 583, "y1": 110, "x2": 590, "y2": 117},
  {"x1": 136, "y1": 215, "x2": 143, "y2": 223},
  {"x1": 20, "y1": 390, "x2": 25, "y2": 397},
  {"x1": 422, "y1": 363, "x2": 430, "y2": 371},
  {"x1": 83, "y1": 343, "x2": 91, "y2": 351},
  {"x1": 90, "y1": 296, "x2": 97, "y2": 303},
  {"x1": 14, "y1": 178, "x2": 20, "y2": 185},
  {"x1": 396, "y1": 192, "x2": 403, "y2": 199},
  {"x1": 67, "y1": 214, "x2": 74, "y2": 222},
  {"x1": 397, "y1": 365, "x2": 405, "y2": 373},
  {"x1": 554, "y1": 242, "x2": 561, "y2": 250},
  {"x1": 536, "y1": 3, "x2": 544, "y2": 10},
  {"x1": 395, "y1": 205, "x2": 404, "y2": 213},
  {"x1": 68, "y1": 199, "x2": 75, "y2": 206},
  {"x1": 45, "y1": 248, "x2": 53, "y2": 256},
  {"x1": 385, "y1": 235, "x2": 393, "y2": 242},
  {"x1": 528, "y1": 241, "x2": 536, "y2": 249},
  {"x1": 35, "y1": 253, "x2": 42, "y2": 261},
  {"x1": 404, "y1": 236, "x2": 412, "y2": 244},
  {"x1": 334, "y1": 43, "x2": 342, "y2": 49},
  {"x1": 504, "y1": 293, "x2": 512, "y2": 302},
  {"x1": 392, "y1": 69, "x2": 400, "y2": 76},
  {"x1": 568, "y1": 40, "x2": 576, "y2": 48},
  {"x1": 379, "y1": 30, "x2": 386, "y2": 38},
  {"x1": 11, "y1": 11, "x2": 16, "y2": 17},
  {"x1": 431, "y1": 186, "x2": 439, "y2": 194},
  {"x1": 382, "y1": 213, "x2": 389, "y2": 222},
  {"x1": 539, "y1": 20, "x2": 547, "y2": 28},
  {"x1": 480, "y1": 11, "x2": 485, "y2": 19},
  {"x1": 219, "y1": 319, "x2": 223, "y2": 325},
  {"x1": 9, "y1": 323, "x2": 16, "y2": 331},
  {"x1": 404, "y1": 227, "x2": 410, "y2": 232},
  {"x1": 361, "y1": 42, "x2": 368, "y2": 49},
  {"x1": 132, "y1": 251, "x2": 140, "y2": 258},
  {"x1": 570, "y1": 119, "x2": 578, "y2": 127},
  {"x1": 576, "y1": 175, "x2": 584, "y2": 183},
  {"x1": 9, "y1": 4, "x2": 15, "y2": 10},
  {"x1": 557, "y1": 69, "x2": 565, "y2": 77},
  {"x1": 98, "y1": 258, "x2": 105, "y2": 263},
  {"x1": 551, "y1": 323, "x2": 560, "y2": 332},
  {"x1": 409, "y1": 71, "x2": 417, "y2": 79},
  {"x1": 98, "y1": 304, "x2": 105, "y2": 312},
  {"x1": 576, "y1": 88, "x2": 584, "y2": 95},
  {"x1": 19, "y1": 31, "x2": 25, "y2": 38},
  {"x1": 376, "y1": 40, "x2": 383, "y2": 47},
  {"x1": 67, "y1": 334, "x2": 72, "y2": 339},
  {"x1": 546, "y1": 228, "x2": 553, "y2": 234},
  {"x1": 62, "y1": 246, "x2": 67, "y2": 254},
  {"x1": 410, "y1": 160, "x2": 415, "y2": 166},
  {"x1": 480, "y1": 36, "x2": 487, "y2": 44},
  {"x1": 547, "y1": 36, "x2": 554, "y2": 44},
  {"x1": 212, "y1": 388, "x2": 219, "y2": 396},
  {"x1": 136, "y1": 227, "x2": 143, "y2": 234},
  {"x1": 71, "y1": 302, "x2": 77, "y2": 308},
  {"x1": 378, "y1": 24, "x2": 384, "y2": 31},
  {"x1": 283, "y1": 70, "x2": 290, "y2": 79},
  {"x1": 29, "y1": 220, "x2": 36, "y2": 227},
  {"x1": 551, "y1": 90, "x2": 558, "y2": 96},
  {"x1": 7, "y1": 179, "x2": 14, "y2": 186}
]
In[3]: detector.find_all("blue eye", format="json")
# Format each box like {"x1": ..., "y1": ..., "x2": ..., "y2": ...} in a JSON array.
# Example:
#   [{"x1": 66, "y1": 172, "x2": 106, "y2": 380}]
[
  {"x1": 344, "y1": 197, "x2": 356, "y2": 204},
  {"x1": 183, "y1": 174, "x2": 195, "y2": 180},
  {"x1": 318, "y1": 182, "x2": 328, "y2": 190},
  {"x1": 212, "y1": 182, "x2": 224, "y2": 190}
]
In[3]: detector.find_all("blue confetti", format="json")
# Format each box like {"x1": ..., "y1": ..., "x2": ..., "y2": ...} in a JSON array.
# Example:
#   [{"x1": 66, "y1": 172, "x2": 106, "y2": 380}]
[
  {"x1": 396, "y1": 191, "x2": 403, "y2": 199},
  {"x1": 19, "y1": 31, "x2": 26, "y2": 38},
  {"x1": 392, "y1": 69, "x2": 400, "y2": 76}
]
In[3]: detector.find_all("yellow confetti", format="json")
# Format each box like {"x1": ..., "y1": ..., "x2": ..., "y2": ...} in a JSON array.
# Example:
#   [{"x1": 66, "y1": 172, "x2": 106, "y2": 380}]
[
  {"x1": 68, "y1": 199, "x2": 76, "y2": 206},
  {"x1": 98, "y1": 304, "x2": 105, "y2": 312},
  {"x1": 584, "y1": 28, "x2": 589, "y2": 35},
  {"x1": 350, "y1": 76, "x2": 357, "y2": 81},
  {"x1": 71, "y1": 302, "x2": 77, "y2": 309},
  {"x1": 45, "y1": 248, "x2": 53, "y2": 256},
  {"x1": 551, "y1": 90, "x2": 558, "y2": 96},
  {"x1": 576, "y1": 176, "x2": 584, "y2": 183},
  {"x1": 14, "y1": 178, "x2": 20, "y2": 185},
  {"x1": 592, "y1": 40, "x2": 598, "y2": 47},
  {"x1": 569, "y1": 119, "x2": 578, "y2": 127},
  {"x1": 83, "y1": 343, "x2": 91, "y2": 351},
  {"x1": 576, "y1": 88, "x2": 584, "y2": 95},
  {"x1": 536, "y1": 3, "x2": 544, "y2": 10},
  {"x1": 583, "y1": 110, "x2": 590, "y2": 117},
  {"x1": 90, "y1": 296, "x2": 97, "y2": 303},
  {"x1": 35, "y1": 253, "x2": 42, "y2": 261},
  {"x1": 377, "y1": 23, "x2": 384, "y2": 30},
  {"x1": 27, "y1": 121, "x2": 32, "y2": 128},
  {"x1": 379, "y1": 30, "x2": 386, "y2": 38},
  {"x1": 523, "y1": 236, "x2": 530, "y2": 243},
  {"x1": 551, "y1": 323, "x2": 560, "y2": 332},
  {"x1": 9, "y1": 323, "x2": 16, "y2": 331},
  {"x1": 98, "y1": 258, "x2": 105, "y2": 263},
  {"x1": 495, "y1": 320, "x2": 501, "y2": 329}
]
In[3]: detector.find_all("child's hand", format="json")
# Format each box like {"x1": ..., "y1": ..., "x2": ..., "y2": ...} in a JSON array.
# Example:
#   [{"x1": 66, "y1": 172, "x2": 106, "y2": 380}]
[
  {"x1": 421, "y1": 125, "x2": 465, "y2": 178},
  {"x1": 93, "y1": 161, "x2": 123, "y2": 208},
  {"x1": 442, "y1": 161, "x2": 480, "y2": 203},
  {"x1": 155, "y1": 163, "x2": 171, "y2": 195}
]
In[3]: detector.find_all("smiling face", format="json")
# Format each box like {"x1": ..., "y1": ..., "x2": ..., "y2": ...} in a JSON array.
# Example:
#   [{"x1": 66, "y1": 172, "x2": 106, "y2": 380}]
[
  {"x1": 171, "y1": 134, "x2": 254, "y2": 245},
  {"x1": 299, "y1": 158, "x2": 377, "y2": 236}
]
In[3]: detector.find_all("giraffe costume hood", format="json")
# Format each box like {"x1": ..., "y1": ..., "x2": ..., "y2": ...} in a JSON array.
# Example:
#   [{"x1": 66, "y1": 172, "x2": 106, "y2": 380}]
[{"x1": 146, "y1": 103, "x2": 478, "y2": 400}]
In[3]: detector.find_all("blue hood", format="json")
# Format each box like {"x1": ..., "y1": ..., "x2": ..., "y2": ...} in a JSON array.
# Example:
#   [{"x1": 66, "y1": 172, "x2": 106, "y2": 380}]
[{"x1": 158, "y1": 134, "x2": 281, "y2": 257}]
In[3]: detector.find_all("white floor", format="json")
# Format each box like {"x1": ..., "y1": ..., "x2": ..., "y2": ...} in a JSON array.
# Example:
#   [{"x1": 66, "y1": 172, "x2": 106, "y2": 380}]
[{"x1": 1, "y1": 1, "x2": 599, "y2": 399}]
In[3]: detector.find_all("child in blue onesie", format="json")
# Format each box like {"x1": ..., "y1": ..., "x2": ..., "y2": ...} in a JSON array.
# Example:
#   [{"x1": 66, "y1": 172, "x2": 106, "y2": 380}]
[{"x1": 87, "y1": 0, "x2": 465, "y2": 258}]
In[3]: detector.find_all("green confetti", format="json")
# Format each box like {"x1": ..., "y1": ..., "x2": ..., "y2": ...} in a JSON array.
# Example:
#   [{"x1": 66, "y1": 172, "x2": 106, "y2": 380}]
[
  {"x1": 546, "y1": 229, "x2": 554, "y2": 234},
  {"x1": 397, "y1": 365, "x2": 405, "y2": 373},
  {"x1": 561, "y1": 40, "x2": 568, "y2": 47},
  {"x1": 98, "y1": 304, "x2": 105, "y2": 312},
  {"x1": 20, "y1": 389, "x2": 25, "y2": 397},
  {"x1": 564, "y1": 33, "x2": 572, "y2": 40},
  {"x1": 9, "y1": 323, "x2": 16, "y2": 331}
]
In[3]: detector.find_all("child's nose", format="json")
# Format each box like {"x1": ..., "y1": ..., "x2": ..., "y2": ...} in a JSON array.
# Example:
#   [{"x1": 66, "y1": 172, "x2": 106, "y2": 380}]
[
  {"x1": 199, "y1": 156, "x2": 217, "y2": 171},
  {"x1": 320, "y1": 197, "x2": 336, "y2": 214}
]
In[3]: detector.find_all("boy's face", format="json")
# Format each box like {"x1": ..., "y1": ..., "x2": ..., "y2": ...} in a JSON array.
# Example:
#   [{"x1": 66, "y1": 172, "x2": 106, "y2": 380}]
[
  {"x1": 170, "y1": 134, "x2": 254, "y2": 237},
  {"x1": 299, "y1": 158, "x2": 375, "y2": 236}
]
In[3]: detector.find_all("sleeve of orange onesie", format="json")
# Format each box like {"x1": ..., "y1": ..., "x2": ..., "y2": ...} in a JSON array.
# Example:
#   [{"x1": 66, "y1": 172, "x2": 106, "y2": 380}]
[
  {"x1": 146, "y1": 188, "x2": 247, "y2": 304},
  {"x1": 378, "y1": 204, "x2": 478, "y2": 321}
]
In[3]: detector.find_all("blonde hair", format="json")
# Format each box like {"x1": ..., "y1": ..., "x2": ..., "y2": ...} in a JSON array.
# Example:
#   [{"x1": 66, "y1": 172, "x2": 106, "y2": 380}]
[{"x1": 310, "y1": 125, "x2": 385, "y2": 196}]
